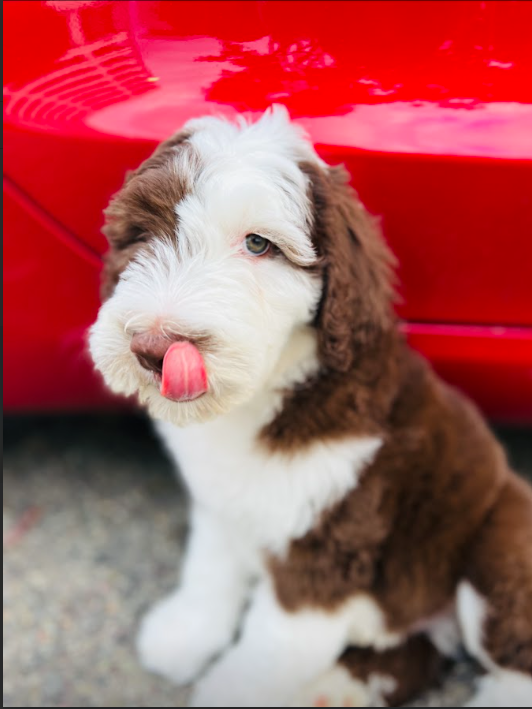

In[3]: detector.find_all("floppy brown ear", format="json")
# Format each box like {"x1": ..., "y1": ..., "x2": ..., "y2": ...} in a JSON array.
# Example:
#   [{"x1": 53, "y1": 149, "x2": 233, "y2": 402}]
[
  {"x1": 100, "y1": 129, "x2": 194, "y2": 300},
  {"x1": 301, "y1": 162, "x2": 396, "y2": 373}
]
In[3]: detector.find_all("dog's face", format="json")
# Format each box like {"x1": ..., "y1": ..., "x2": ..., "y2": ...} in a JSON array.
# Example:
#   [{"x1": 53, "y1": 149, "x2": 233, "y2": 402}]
[
  {"x1": 89, "y1": 109, "x2": 326, "y2": 425},
  {"x1": 90, "y1": 107, "x2": 395, "y2": 427}
]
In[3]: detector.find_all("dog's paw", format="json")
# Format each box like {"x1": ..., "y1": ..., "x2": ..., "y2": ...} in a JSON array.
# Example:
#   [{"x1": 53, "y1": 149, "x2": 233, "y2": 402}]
[
  {"x1": 290, "y1": 666, "x2": 384, "y2": 707},
  {"x1": 137, "y1": 593, "x2": 218, "y2": 685}
]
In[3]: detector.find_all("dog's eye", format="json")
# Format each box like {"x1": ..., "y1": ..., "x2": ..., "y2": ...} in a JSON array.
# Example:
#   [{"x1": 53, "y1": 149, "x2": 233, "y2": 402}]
[{"x1": 245, "y1": 234, "x2": 271, "y2": 256}]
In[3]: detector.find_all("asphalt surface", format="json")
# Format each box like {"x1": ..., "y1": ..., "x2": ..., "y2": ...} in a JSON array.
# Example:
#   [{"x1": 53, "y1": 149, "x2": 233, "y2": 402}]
[{"x1": 3, "y1": 415, "x2": 532, "y2": 708}]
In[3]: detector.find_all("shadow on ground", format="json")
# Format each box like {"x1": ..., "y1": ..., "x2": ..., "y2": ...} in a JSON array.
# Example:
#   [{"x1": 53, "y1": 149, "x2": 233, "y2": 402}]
[{"x1": 3, "y1": 415, "x2": 531, "y2": 707}]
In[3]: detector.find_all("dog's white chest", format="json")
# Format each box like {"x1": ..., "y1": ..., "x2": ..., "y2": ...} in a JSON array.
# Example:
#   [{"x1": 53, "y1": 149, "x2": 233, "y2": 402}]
[{"x1": 155, "y1": 404, "x2": 382, "y2": 556}]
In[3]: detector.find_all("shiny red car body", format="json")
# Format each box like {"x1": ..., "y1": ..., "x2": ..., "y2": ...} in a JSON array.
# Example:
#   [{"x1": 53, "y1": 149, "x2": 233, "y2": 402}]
[{"x1": 4, "y1": 0, "x2": 532, "y2": 420}]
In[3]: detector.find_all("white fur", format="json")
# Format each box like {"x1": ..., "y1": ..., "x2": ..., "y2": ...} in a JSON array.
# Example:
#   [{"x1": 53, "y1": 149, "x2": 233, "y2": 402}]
[
  {"x1": 185, "y1": 582, "x2": 400, "y2": 707},
  {"x1": 139, "y1": 389, "x2": 383, "y2": 688},
  {"x1": 137, "y1": 504, "x2": 252, "y2": 685},
  {"x1": 458, "y1": 581, "x2": 532, "y2": 707},
  {"x1": 425, "y1": 610, "x2": 462, "y2": 658},
  {"x1": 465, "y1": 671, "x2": 532, "y2": 707},
  {"x1": 89, "y1": 234, "x2": 321, "y2": 426},
  {"x1": 292, "y1": 666, "x2": 397, "y2": 708},
  {"x1": 457, "y1": 581, "x2": 496, "y2": 672},
  {"x1": 343, "y1": 596, "x2": 402, "y2": 651},
  {"x1": 189, "y1": 581, "x2": 353, "y2": 707}
]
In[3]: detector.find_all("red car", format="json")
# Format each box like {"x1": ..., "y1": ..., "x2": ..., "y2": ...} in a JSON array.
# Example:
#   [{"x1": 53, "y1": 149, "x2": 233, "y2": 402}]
[{"x1": 4, "y1": 0, "x2": 532, "y2": 420}]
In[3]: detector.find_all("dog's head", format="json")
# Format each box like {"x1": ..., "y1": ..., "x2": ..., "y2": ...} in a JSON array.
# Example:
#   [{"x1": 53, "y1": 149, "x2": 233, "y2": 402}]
[{"x1": 89, "y1": 107, "x2": 395, "y2": 426}]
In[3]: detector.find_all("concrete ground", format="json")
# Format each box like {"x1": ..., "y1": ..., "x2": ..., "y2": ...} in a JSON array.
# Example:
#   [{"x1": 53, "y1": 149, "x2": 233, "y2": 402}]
[{"x1": 3, "y1": 415, "x2": 532, "y2": 708}]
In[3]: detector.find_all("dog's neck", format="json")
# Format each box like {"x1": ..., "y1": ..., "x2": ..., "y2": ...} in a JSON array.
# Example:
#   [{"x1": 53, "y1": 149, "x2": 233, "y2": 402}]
[
  {"x1": 260, "y1": 325, "x2": 407, "y2": 453},
  {"x1": 267, "y1": 325, "x2": 320, "y2": 393}
]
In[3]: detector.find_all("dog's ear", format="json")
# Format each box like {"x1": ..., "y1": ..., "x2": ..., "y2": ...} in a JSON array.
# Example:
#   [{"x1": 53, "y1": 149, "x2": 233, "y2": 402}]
[
  {"x1": 301, "y1": 162, "x2": 396, "y2": 373},
  {"x1": 100, "y1": 129, "x2": 193, "y2": 300}
]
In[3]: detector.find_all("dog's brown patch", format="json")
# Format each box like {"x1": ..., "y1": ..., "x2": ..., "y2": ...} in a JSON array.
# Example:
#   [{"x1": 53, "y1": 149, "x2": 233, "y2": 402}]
[
  {"x1": 101, "y1": 129, "x2": 199, "y2": 299},
  {"x1": 339, "y1": 634, "x2": 445, "y2": 706}
]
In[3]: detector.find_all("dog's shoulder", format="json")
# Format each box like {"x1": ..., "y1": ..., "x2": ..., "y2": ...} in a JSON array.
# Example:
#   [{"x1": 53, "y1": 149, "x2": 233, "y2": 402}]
[{"x1": 269, "y1": 344, "x2": 514, "y2": 627}]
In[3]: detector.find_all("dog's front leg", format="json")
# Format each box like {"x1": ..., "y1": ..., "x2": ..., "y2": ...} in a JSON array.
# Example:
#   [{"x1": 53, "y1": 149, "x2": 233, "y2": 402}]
[
  {"x1": 190, "y1": 580, "x2": 348, "y2": 707},
  {"x1": 137, "y1": 505, "x2": 252, "y2": 685}
]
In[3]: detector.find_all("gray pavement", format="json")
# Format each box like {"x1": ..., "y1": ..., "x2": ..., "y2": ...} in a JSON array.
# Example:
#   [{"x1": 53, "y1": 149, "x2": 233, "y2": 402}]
[{"x1": 3, "y1": 415, "x2": 532, "y2": 707}]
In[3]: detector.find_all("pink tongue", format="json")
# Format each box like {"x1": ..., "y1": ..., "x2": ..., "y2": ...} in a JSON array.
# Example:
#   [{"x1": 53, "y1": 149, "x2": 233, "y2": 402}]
[{"x1": 161, "y1": 341, "x2": 208, "y2": 402}]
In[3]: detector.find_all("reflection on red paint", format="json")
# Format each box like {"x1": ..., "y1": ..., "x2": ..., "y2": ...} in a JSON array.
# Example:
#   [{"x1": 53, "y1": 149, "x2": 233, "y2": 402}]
[
  {"x1": 3, "y1": 1, "x2": 532, "y2": 416},
  {"x1": 5, "y1": 1, "x2": 532, "y2": 151},
  {"x1": 4, "y1": 31, "x2": 156, "y2": 128}
]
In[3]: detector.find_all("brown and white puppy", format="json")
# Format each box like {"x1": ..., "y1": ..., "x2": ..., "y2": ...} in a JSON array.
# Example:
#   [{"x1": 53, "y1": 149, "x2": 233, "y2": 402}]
[{"x1": 90, "y1": 107, "x2": 532, "y2": 707}]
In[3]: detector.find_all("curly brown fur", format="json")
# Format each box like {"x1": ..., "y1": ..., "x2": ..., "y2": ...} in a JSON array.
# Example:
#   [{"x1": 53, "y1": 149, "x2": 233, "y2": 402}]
[{"x1": 339, "y1": 635, "x2": 446, "y2": 706}]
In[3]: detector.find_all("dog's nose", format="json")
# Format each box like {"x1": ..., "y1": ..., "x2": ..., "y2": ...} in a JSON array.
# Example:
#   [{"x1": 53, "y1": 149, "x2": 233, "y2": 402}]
[{"x1": 130, "y1": 332, "x2": 176, "y2": 375}]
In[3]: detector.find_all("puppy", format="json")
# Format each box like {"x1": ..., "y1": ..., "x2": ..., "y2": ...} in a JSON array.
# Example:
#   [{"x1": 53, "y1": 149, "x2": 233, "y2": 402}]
[{"x1": 90, "y1": 107, "x2": 532, "y2": 707}]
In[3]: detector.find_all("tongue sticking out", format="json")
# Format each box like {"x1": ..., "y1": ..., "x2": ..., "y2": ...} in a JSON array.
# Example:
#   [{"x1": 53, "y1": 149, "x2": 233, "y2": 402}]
[{"x1": 161, "y1": 341, "x2": 208, "y2": 402}]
